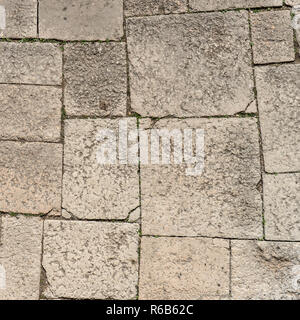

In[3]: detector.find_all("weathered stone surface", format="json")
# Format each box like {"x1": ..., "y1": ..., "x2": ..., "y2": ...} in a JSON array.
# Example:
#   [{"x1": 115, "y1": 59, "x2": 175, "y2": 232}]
[
  {"x1": 139, "y1": 237, "x2": 230, "y2": 299},
  {"x1": 125, "y1": 0, "x2": 186, "y2": 16},
  {"x1": 231, "y1": 240, "x2": 300, "y2": 300},
  {"x1": 0, "y1": 85, "x2": 61, "y2": 142},
  {"x1": 127, "y1": 11, "x2": 254, "y2": 117},
  {"x1": 63, "y1": 119, "x2": 139, "y2": 219},
  {"x1": 42, "y1": 220, "x2": 139, "y2": 299},
  {"x1": 39, "y1": 0, "x2": 123, "y2": 40},
  {"x1": 64, "y1": 43, "x2": 127, "y2": 117},
  {"x1": 286, "y1": 0, "x2": 300, "y2": 5},
  {"x1": 251, "y1": 10, "x2": 295, "y2": 64},
  {"x1": 0, "y1": 43, "x2": 62, "y2": 85},
  {"x1": 255, "y1": 64, "x2": 300, "y2": 173},
  {"x1": 189, "y1": 0, "x2": 282, "y2": 11},
  {"x1": 0, "y1": 142, "x2": 62, "y2": 215},
  {"x1": 264, "y1": 174, "x2": 300, "y2": 241},
  {"x1": 0, "y1": 215, "x2": 43, "y2": 300},
  {"x1": 0, "y1": 0, "x2": 37, "y2": 38},
  {"x1": 140, "y1": 118, "x2": 262, "y2": 238}
]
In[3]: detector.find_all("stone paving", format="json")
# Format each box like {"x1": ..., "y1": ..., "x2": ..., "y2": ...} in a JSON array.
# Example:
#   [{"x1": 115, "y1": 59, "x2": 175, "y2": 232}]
[{"x1": 0, "y1": 0, "x2": 299, "y2": 300}]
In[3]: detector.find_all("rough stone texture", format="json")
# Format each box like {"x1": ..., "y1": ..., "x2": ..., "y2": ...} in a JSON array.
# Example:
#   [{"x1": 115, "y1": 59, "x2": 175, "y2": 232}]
[
  {"x1": 286, "y1": 0, "x2": 300, "y2": 5},
  {"x1": 0, "y1": 43, "x2": 62, "y2": 85},
  {"x1": 0, "y1": 142, "x2": 62, "y2": 215},
  {"x1": 0, "y1": 85, "x2": 61, "y2": 142},
  {"x1": 0, "y1": 215, "x2": 43, "y2": 300},
  {"x1": 139, "y1": 237, "x2": 230, "y2": 300},
  {"x1": 64, "y1": 43, "x2": 127, "y2": 117},
  {"x1": 39, "y1": 0, "x2": 123, "y2": 40},
  {"x1": 251, "y1": 10, "x2": 295, "y2": 64},
  {"x1": 189, "y1": 0, "x2": 282, "y2": 11},
  {"x1": 0, "y1": 0, "x2": 37, "y2": 38},
  {"x1": 232, "y1": 241, "x2": 300, "y2": 300},
  {"x1": 140, "y1": 118, "x2": 262, "y2": 238},
  {"x1": 264, "y1": 174, "x2": 300, "y2": 241},
  {"x1": 127, "y1": 11, "x2": 254, "y2": 117},
  {"x1": 42, "y1": 220, "x2": 139, "y2": 299},
  {"x1": 125, "y1": 0, "x2": 187, "y2": 16},
  {"x1": 63, "y1": 119, "x2": 139, "y2": 219},
  {"x1": 292, "y1": 5, "x2": 300, "y2": 54},
  {"x1": 255, "y1": 64, "x2": 300, "y2": 173}
]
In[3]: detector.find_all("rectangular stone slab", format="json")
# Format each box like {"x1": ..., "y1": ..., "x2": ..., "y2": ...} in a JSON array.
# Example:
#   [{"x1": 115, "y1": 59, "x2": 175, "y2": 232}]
[
  {"x1": 62, "y1": 119, "x2": 139, "y2": 219},
  {"x1": 140, "y1": 118, "x2": 262, "y2": 238},
  {"x1": 251, "y1": 10, "x2": 295, "y2": 64},
  {"x1": 0, "y1": 215, "x2": 43, "y2": 300},
  {"x1": 0, "y1": 142, "x2": 62, "y2": 215},
  {"x1": 139, "y1": 237, "x2": 230, "y2": 299},
  {"x1": 0, "y1": 84, "x2": 61, "y2": 142},
  {"x1": 0, "y1": 0, "x2": 37, "y2": 38},
  {"x1": 232, "y1": 240, "x2": 300, "y2": 299},
  {"x1": 64, "y1": 43, "x2": 127, "y2": 117},
  {"x1": 264, "y1": 173, "x2": 300, "y2": 241},
  {"x1": 42, "y1": 220, "x2": 139, "y2": 299},
  {"x1": 0, "y1": 42, "x2": 62, "y2": 85},
  {"x1": 127, "y1": 11, "x2": 254, "y2": 117},
  {"x1": 255, "y1": 64, "x2": 300, "y2": 173},
  {"x1": 39, "y1": 0, "x2": 123, "y2": 40}
]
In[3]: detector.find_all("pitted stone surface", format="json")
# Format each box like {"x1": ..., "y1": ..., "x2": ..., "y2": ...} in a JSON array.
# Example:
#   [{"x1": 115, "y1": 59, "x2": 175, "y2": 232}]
[
  {"x1": 39, "y1": 0, "x2": 123, "y2": 40},
  {"x1": 255, "y1": 64, "x2": 300, "y2": 173},
  {"x1": 189, "y1": 0, "x2": 282, "y2": 11},
  {"x1": 125, "y1": 0, "x2": 187, "y2": 16},
  {"x1": 0, "y1": 0, "x2": 37, "y2": 38},
  {"x1": 251, "y1": 10, "x2": 295, "y2": 64},
  {"x1": 127, "y1": 11, "x2": 254, "y2": 117},
  {"x1": 264, "y1": 174, "x2": 300, "y2": 241},
  {"x1": 42, "y1": 220, "x2": 139, "y2": 299},
  {"x1": 0, "y1": 85, "x2": 61, "y2": 142},
  {"x1": 0, "y1": 142, "x2": 62, "y2": 215},
  {"x1": 0, "y1": 43, "x2": 62, "y2": 85},
  {"x1": 64, "y1": 43, "x2": 127, "y2": 117},
  {"x1": 140, "y1": 118, "x2": 262, "y2": 238},
  {"x1": 0, "y1": 215, "x2": 43, "y2": 300},
  {"x1": 139, "y1": 237, "x2": 230, "y2": 299},
  {"x1": 232, "y1": 241, "x2": 300, "y2": 300},
  {"x1": 63, "y1": 119, "x2": 139, "y2": 219}
]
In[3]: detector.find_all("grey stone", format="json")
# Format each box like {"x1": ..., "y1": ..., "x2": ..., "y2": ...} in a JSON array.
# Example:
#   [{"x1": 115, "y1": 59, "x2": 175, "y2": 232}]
[
  {"x1": 232, "y1": 240, "x2": 300, "y2": 300},
  {"x1": 0, "y1": 142, "x2": 62, "y2": 215},
  {"x1": 0, "y1": 0, "x2": 37, "y2": 38},
  {"x1": 0, "y1": 43, "x2": 62, "y2": 85},
  {"x1": 264, "y1": 174, "x2": 300, "y2": 241},
  {"x1": 63, "y1": 119, "x2": 140, "y2": 220},
  {"x1": 139, "y1": 237, "x2": 230, "y2": 299},
  {"x1": 140, "y1": 118, "x2": 262, "y2": 238},
  {"x1": 39, "y1": 0, "x2": 123, "y2": 40},
  {"x1": 42, "y1": 220, "x2": 139, "y2": 299},
  {"x1": 189, "y1": 0, "x2": 282, "y2": 11},
  {"x1": 127, "y1": 11, "x2": 254, "y2": 117},
  {"x1": 0, "y1": 215, "x2": 43, "y2": 300},
  {"x1": 64, "y1": 43, "x2": 127, "y2": 117},
  {"x1": 0, "y1": 85, "x2": 61, "y2": 142},
  {"x1": 255, "y1": 64, "x2": 300, "y2": 173},
  {"x1": 251, "y1": 10, "x2": 295, "y2": 64},
  {"x1": 125, "y1": 0, "x2": 187, "y2": 16}
]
